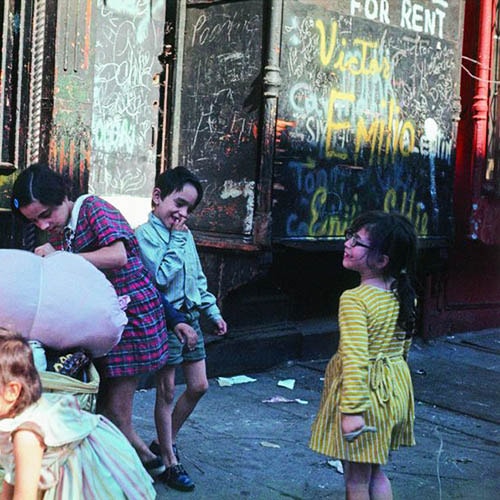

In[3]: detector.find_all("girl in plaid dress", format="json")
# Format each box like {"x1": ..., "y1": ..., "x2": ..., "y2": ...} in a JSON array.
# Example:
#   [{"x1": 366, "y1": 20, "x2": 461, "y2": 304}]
[{"x1": 11, "y1": 163, "x2": 168, "y2": 475}]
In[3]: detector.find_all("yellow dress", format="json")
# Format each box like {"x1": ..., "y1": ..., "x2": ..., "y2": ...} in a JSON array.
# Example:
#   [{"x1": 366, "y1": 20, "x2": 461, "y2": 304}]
[{"x1": 309, "y1": 284, "x2": 415, "y2": 464}]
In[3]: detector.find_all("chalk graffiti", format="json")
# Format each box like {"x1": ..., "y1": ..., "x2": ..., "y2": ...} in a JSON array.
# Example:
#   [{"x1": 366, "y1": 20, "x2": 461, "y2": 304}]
[
  {"x1": 276, "y1": 5, "x2": 457, "y2": 239},
  {"x1": 287, "y1": 176, "x2": 430, "y2": 239},
  {"x1": 181, "y1": 9, "x2": 261, "y2": 166},
  {"x1": 89, "y1": 0, "x2": 163, "y2": 196},
  {"x1": 316, "y1": 20, "x2": 391, "y2": 79},
  {"x1": 191, "y1": 12, "x2": 260, "y2": 47},
  {"x1": 176, "y1": 3, "x2": 263, "y2": 235}
]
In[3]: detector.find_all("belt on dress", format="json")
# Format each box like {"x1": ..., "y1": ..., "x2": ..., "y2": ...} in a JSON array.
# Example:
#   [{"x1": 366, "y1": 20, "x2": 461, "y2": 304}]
[{"x1": 369, "y1": 353, "x2": 402, "y2": 406}]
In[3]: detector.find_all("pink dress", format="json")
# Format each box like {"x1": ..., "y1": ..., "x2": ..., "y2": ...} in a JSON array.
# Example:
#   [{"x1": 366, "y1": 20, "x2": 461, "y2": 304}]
[{"x1": 0, "y1": 394, "x2": 156, "y2": 499}]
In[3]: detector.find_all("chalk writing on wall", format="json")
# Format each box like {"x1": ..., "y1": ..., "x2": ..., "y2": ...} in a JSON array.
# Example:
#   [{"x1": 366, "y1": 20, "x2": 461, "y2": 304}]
[
  {"x1": 176, "y1": 0, "x2": 263, "y2": 235},
  {"x1": 273, "y1": 0, "x2": 461, "y2": 240},
  {"x1": 89, "y1": 0, "x2": 164, "y2": 197}
]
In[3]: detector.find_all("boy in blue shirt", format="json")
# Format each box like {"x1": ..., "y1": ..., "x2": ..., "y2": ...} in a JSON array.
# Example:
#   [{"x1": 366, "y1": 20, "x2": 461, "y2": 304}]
[{"x1": 136, "y1": 167, "x2": 227, "y2": 491}]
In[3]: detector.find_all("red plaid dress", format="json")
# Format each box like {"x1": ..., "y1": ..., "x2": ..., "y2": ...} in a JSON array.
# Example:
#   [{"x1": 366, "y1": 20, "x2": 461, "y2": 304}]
[{"x1": 50, "y1": 196, "x2": 168, "y2": 377}]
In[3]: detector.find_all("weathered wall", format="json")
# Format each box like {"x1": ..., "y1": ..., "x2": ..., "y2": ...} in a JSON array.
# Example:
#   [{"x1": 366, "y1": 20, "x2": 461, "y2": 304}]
[
  {"x1": 89, "y1": 0, "x2": 165, "y2": 199},
  {"x1": 273, "y1": 0, "x2": 463, "y2": 243},
  {"x1": 175, "y1": 0, "x2": 264, "y2": 237}
]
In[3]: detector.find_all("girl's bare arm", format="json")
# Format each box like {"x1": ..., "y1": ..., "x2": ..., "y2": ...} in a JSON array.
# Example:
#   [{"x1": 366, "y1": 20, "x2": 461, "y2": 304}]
[{"x1": 12, "y1": 429, "x2": 44, "y2": 500}]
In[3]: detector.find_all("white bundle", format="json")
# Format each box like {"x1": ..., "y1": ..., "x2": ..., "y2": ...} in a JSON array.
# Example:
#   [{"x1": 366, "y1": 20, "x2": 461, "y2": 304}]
[{"x1": 0, "y1": 249, "x2": 127, "y2": 357}]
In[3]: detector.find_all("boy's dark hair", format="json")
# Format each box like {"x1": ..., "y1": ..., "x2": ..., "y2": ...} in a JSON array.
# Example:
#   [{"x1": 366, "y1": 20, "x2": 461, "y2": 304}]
[
  {"x1": 155, "y1": 167, "x2": 203, "y2": 209},
  {"x1": 11, "y1": 163, "x2": 68, "y2": 219},
  {"x1": 349, "y1": 210, "x2": 418, "y2": 334},
  {"x1": 0, "y1": 329, "x2": 42, "y2": 416}
]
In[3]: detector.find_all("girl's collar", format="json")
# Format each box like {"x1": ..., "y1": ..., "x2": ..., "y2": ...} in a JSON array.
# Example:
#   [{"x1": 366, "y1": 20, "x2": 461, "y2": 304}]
[
  {"x1": 361, "y1": 278, "x2": 394, "y2": 291},
  {"x1": 66, "y1": 195, "x2": 92, "y2": 232}
]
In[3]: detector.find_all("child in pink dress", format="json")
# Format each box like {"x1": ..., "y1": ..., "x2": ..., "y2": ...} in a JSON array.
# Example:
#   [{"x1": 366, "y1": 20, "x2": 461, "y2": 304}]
[{"x1": 0, "y1": 330, "x2": 156, "y2": 499}]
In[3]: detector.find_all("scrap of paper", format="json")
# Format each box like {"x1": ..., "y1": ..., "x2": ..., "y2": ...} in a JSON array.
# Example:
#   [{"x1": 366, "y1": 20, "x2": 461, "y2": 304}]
[
  {"x1": 327, "y1": 459, "x2": 344, "y2": 474},
  {"x1": 216, "y1": 375, "x2": 257, "y2": 387},
  {"x1": 277, "y1": 378, "x2": 295, "y2": 390},
  {"x1": 262, "y1": 395, "x2": 308, "y2": 404},
  {"x1": 260, "y1": 441, "x2": 280, "y2": 448}
]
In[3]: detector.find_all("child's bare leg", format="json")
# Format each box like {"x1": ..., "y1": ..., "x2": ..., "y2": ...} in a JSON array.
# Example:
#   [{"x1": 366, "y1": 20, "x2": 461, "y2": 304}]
[
  {"x1": 171, "y1": 359, "x2": 208, "y2": 442},
  {"x1": 369, "y1": 465, "x2": 393, "y2": 500},
  {"x1": 98, "y1": 375, "x2": 156, "y2": 463},
  {"x1": 342, "y1": 461, "x2": 372, "y2": 500},
  {"x1": 155, "y1": 365, "x2": 178, "y2": 466}
]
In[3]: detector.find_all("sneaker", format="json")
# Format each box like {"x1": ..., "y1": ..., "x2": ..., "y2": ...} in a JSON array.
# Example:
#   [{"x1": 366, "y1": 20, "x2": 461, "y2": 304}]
[
  {"x1": 160, "y1": 463, "x2": 195, "y2": 491},
  {"x1": 142, "y1": 455, "x2": 166, "y2": 476},
  {"x1": 150, "y1": 441, "x2": 180, "y2": 461}
]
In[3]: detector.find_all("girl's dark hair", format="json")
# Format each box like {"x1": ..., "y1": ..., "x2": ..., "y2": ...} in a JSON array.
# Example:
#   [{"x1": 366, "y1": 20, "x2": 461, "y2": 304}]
[
  {"x1": 154, "y1": 166, "x2": 203, "y2": 209},
  {"x1": 0, "y1": 330, "x2": 42, "y2": 416},
  {"x1": 11, "y1": 163, "x2": 69, "y2": 219},
  {"x1": 349, "y1": 210, "x2": 418, "y2": 334}
]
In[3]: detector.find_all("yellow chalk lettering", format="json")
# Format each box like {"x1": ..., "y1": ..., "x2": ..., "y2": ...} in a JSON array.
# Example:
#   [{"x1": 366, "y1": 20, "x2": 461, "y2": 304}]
[
  {"x1": 326, "y1": 88, "x2": 355, "y2": 159},
  {"x1": 316, "y1": 19, "x2": 337, "y2": 67}
]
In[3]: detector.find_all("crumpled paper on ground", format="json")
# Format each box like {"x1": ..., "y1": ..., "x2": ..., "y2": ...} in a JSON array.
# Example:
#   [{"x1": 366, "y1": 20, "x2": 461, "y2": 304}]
[
  {"x1": 277, "y1": 378, "x2": 296, "y2": 390},
  {"x1": 262, "y1": 395, "x2": 308, "y2": 405},
  {"x1": 216, "y1": 375, "x2": 257, "y2": 387}
]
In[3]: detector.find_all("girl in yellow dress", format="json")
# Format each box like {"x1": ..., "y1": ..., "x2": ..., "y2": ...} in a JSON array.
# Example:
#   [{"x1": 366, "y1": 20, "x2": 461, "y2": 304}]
[{"x1": 310, "y1": 211, "x2": 417, "y2": 499}]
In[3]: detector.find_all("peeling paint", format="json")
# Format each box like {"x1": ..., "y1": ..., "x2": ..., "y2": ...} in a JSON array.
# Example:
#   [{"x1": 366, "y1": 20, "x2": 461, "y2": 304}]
[{"x1": 220, "y1": 180, "x2": 255, "y2": 234}]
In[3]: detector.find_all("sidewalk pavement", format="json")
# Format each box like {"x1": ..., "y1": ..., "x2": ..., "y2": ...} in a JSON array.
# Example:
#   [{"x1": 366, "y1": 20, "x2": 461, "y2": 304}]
[{"x1": 133, "y1": 328, "x2": 500, "y2": 499}]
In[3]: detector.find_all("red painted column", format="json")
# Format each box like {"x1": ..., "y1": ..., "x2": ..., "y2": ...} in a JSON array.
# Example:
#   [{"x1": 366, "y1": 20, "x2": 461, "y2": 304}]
[{"x1": 469, "y1": 0, "x2": 495, "y2": 240}]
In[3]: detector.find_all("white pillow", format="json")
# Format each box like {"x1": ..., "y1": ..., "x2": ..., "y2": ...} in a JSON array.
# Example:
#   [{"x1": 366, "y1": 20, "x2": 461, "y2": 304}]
[{"x1": 0, "y1": 249, "x2": 127, "y2": 357}]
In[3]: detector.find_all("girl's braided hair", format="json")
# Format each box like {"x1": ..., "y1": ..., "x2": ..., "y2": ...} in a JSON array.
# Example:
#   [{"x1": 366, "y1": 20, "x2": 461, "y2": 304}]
[{"x1": 350, "y1": 211, "x2": 418, "y2": 334}]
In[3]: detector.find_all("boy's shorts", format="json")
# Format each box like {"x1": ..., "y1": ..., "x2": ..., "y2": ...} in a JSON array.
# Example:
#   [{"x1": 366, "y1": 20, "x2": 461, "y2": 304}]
[{"x1": 166, "y1": 317, "x2": 206, "y2": 366}]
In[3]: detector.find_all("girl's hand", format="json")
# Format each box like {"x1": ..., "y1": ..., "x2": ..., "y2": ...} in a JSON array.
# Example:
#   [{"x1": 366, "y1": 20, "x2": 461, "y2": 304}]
[
  {"x1": 173, "y1": 323, "x2": 198, "y2": 350},
  {"x1": 341, "y1": 413, "x2": 365, "y2": 435},
  {"x1": 213, "y1": 318, "x2": 227, "y2": 336},
  {"x1": 34, "y1": 243, "x2": 56, "y2": 257},
  {"x1": 12, "y1": 429, "x2": 44, "y2": 500}
]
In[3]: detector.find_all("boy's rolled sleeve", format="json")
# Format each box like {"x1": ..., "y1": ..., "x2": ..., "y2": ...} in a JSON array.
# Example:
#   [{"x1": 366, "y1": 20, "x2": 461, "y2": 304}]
[{"x1": 161, "y1": 295, "x2": 187, "y2": 329}]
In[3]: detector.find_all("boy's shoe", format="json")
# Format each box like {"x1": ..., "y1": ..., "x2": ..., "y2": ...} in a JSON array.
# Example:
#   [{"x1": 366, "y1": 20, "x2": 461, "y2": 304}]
[
  {"x1": 149, "y1": 440, "x2": 160, "y2": 456},
  {"x1": 159, "y1": 463, "x2": 195, "y2": 491},
  {"x1": 142, "y1": 455, "x2": 166, "y2": 476},
  {"x1": 149, "y1": 441, "x2": 180, "y2": 461}
]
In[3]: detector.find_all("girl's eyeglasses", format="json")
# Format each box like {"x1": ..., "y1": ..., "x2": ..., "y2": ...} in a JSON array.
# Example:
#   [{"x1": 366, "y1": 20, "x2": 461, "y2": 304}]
[{"x1": 344, "y1": 229, "x2": 373, "y2": 249}]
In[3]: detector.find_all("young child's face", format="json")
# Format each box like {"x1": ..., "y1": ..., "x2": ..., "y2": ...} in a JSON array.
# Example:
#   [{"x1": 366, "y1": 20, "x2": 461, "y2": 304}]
[
  {"x1": 342, "y1": 227, "x2": 372, "y2": 272},
  {"x1": 152, "y1": 183, "x2": 199, "y2": 230}
]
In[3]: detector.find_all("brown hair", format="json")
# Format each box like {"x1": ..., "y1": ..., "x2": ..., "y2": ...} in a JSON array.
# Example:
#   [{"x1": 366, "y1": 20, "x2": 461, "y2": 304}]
[
  {"x1": 0, "y1": 329, "x2": 42, "y2": 416},
  {"x1": 348, "y1": 211, "x2": 418, "y2": 334}
]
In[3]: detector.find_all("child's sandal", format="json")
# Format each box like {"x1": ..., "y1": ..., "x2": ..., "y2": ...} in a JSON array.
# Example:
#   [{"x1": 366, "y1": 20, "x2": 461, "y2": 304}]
[{"x1": 343, "y1": 425, "x2": 377, "y2": 442}]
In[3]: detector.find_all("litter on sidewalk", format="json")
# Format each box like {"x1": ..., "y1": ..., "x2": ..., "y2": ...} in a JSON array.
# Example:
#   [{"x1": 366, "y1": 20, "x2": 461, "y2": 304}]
[
  {"x1": 277, "y1": 378, "x2": 295, "y2": 390},
  {"x1": 327, "y1": 460, "x2": 344, "y2": 474},
  {"x1": 260, "y1": 441, "x2": 280, "y2": 449},
  {"x1": 262, "y1": 395, "x2": 308, "y2": 405},
  {"x1": 216, "y1": 375, "x2": 257, "y2": 386}
]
